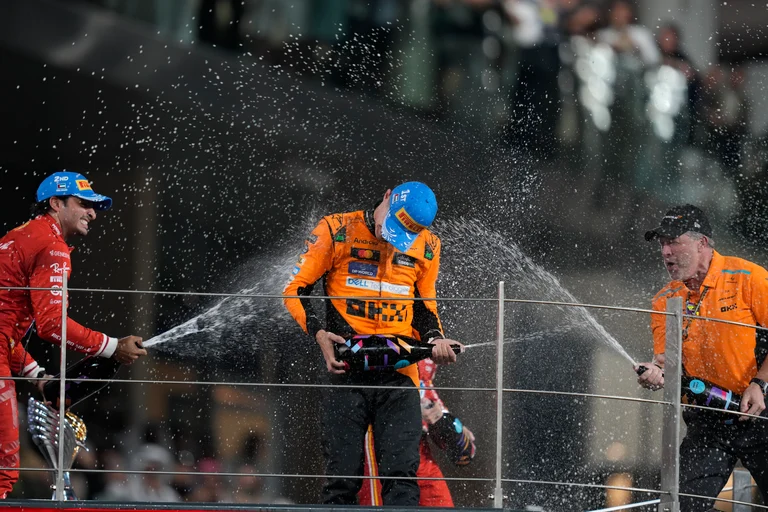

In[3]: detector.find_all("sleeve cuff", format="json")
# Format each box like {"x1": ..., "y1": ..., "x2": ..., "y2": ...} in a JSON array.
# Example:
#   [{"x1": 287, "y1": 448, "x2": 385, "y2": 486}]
[
  {"x1": 99, "y1": 336, "x2": 118, "y2": 358},
  {"x1": 21, "y1": 361, "x2": 42, "y2": 378}
]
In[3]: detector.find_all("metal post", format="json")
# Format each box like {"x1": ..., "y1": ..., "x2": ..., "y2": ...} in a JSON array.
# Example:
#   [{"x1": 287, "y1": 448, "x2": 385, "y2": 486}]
[
  {"x1": 494, "y1": 281, "x2": 505, "y2": 508},
  {"x1": 732, "y1": 468, "x2": 753, "y2": 512},
  {"x1": 658, "y1": 297, "x2": 683, "y2": 512},
  {"x1": 54, "y1": 268, "x2": 69, "y2": 500}
]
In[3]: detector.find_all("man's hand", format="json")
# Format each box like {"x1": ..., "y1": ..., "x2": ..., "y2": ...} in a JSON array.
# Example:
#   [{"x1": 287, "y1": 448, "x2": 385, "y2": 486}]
[
  {"x1": 430, "y1": 338, "x2": 463, "y2": 365},
  {"x1": 113, "y1": 336, "x2": 147, "y2": 365},
  {"x1": 463, "y1": 426, "x2": 476, "y2": 446},
  {"x1": 315, "y1": 330, "x2": 347, "y2": 374},
  {"x1": 635, "y1": 362, "x2": 665, "y2": 391},
  {"x1": 739, "y1": 383, "x2": 766, "y2": 421},
  {"x1": 421, "y1": 398, "x2": 443, "y2": 425},
  {"x1": 35, "y1": 372, "x2": 53, "y2": 397}
]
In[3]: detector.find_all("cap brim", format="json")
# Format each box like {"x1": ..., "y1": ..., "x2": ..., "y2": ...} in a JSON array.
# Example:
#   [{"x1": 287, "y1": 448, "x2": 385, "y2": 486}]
[
  {"x1": 644, "y1": 225, "x2": 686, "y2": 241},
  {"x1": 381, "y1": 210, "x2": 418, "y2": 252},
  {"x1": 73, "y1": 192, "x2": 112, "y2": 211}
]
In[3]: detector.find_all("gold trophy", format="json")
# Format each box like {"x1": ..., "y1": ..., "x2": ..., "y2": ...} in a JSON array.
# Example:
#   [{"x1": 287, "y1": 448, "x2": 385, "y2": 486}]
[{"x1": 27, "y1": 397, "x2": 87, "y2": 500}]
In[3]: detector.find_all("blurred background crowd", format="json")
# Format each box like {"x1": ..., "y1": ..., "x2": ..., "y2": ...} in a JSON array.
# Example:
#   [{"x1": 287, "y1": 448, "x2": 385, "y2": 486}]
[{"x1": 87, "y1": 0, "x2": 768, "y2": 245}]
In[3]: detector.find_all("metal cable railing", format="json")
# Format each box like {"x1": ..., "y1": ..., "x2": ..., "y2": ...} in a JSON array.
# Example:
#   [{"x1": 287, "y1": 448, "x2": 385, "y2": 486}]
[{"x1": 3, "y1": 281, "x2": 767, "y2": 510}]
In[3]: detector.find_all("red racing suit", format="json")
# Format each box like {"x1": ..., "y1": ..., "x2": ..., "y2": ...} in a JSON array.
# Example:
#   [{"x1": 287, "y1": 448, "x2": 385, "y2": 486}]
[
  {"x1": 0, "y1": 215, "x2": 117, "y2": 496},
  {"x1": 359, "y1": 358, "x2": 457, "y2": 507}
]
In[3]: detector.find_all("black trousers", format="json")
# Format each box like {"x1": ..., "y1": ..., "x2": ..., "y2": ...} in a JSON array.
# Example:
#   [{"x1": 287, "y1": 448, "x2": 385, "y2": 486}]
[
  {"x1": 320, "y1": 372, "x2": 422, "y2": 506},
  {"x1": 680, "y1": 410, "x2": 768, "y2": 511}
]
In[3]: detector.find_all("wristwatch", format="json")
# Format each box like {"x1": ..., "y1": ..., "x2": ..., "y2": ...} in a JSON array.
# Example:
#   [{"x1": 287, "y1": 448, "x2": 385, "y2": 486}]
[{"x1": 750, "y1": 377, "x2": 768, "y2": 396}]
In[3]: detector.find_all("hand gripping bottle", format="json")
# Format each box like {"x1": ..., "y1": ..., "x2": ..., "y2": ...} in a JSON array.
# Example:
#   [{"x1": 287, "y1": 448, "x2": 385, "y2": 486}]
[
  {"x1": 636, "y1": 366, "x2": 768, "y2": 417},
  {"x1": 428, "y1": 412, "x2": 476, "y2": 466},
  {"x1": 334, "y1": 334, "x2": 461, "y2": 372},
  {"x1": 43, "y1": 357, "x2": 121, "y2": 409}
]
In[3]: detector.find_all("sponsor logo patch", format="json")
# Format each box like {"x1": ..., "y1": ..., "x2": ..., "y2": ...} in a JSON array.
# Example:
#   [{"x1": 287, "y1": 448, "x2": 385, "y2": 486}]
[
  {"x1": 76, "y1": 180, "x2": 92, "y2": 191},
  {"x1": 353, "y1": 238, "x2": 378, "y2": 245},
  {"x1": 351, "y1": 247, "x2": 380, "y2": 261},
  {"x1": 49, "y1": 250, "x2": 70, "y2": 259},
  {"x1": 395, "y1": 207, "x2": 426, "y2": 233},
  {"x1": 307, "y1": 234, "x2": 318, "y2": 244},
  {"x1": 334, "y1": 226, "x2": 347, "y2": 243},
  {"x1": 720, "y1": 303, "x2": 737, "y2": 312},
  {"x1": 344, "y1": 278, "x2": 411, "y2": 296},
  {"x1": 348, "y1": 262, "x2": 378, "y2": 277},
  {"x1": 424, "y1": 243, "x2": 434, "y2": 261},
  {"x1": 50, "y1": 276, "x2": 63, "y2": 283},
  {"x1": 49, "y1": 262, "x2": 70, "y2": 275},
  {"x1": 393, "y1": 253, "x2": 416, "y2": 268}
]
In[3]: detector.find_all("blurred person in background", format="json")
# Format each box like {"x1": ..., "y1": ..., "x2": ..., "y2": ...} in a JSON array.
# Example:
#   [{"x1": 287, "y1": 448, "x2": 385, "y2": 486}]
[
  {"x1": 701, "y1": 65, "x2": 750, "y2": 185},
  {"x1": 656, "y1": 22, "x2": 701, "y2": 145},
  {"x1": 198, "y1": 0, "x2": 245, "y2": 50},
  {"x1": 231, "y1": 463, "x2": 293, "y2": 504},
  {"x1": 283, "y1": 181, "x2": 462, "y2": 505},
  {"x1": 94, "y1": 449, "x2": 132, "y2": 501},
  {"x1": 598, "y1": 0, "x2": 659, "y2": 68},
  {"x1": 503, "y1": 0, "x2": 571, "y2": 160},
  {"x1": 359, "y1": 357, "x2": 476, "y2": 506},
  {"x1": 187, "y1": 457, "x2": 231, "y2": 502},
  {"x1": 127, "y1": 444, "x2": 181, "y2": 502},
  {"x1": 0, "y1": 171, "x2": 147, "y2": 498},
  {"x1": 637, "y1": 205, "x2": 768, "y2": 511}
]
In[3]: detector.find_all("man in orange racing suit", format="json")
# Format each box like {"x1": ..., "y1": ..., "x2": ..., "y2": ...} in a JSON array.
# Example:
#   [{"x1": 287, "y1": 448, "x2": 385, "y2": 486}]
[
  {"x1": 283, "y1": 181, "x2": 463, "y2": 506},
  {"x1": 0, "y1": 171, "x2": 147, "y2": 497},
  {"x1": 359, "y1": 357, "x2": 476, "y2": 507},
  {"x1": 637, "y1": 204, "x2": 768, "y2": 511}
]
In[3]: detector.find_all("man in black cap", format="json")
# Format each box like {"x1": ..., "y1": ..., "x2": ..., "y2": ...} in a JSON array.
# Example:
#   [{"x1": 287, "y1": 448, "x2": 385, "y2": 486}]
[{"x1": 636, "y1": 204, "x2": 768, "y2": 511}]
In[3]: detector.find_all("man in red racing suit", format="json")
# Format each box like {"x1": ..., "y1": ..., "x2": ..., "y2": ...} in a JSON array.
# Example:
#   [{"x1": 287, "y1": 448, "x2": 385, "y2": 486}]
[
  {"x1": 359, "y1": 357, "x2": 476, "y2": 507},
  {"x1": 0, "y1": 171, "x2": 146, "y2": 497}
]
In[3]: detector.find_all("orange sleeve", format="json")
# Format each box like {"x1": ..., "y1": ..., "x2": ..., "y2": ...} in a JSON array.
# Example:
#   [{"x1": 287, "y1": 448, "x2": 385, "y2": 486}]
[
  {"x1": 748, "y1": 263, "x2": 768, "y2": 331},
  {"x1": 283, "y1": 218, "x2": 335, "y2": 337},
  {"x1": 651, "y1": 294, "x2": 668, "y2": 356},
  {"x1": 413, "y1": 235, "x2": 443, "y2": 340}
]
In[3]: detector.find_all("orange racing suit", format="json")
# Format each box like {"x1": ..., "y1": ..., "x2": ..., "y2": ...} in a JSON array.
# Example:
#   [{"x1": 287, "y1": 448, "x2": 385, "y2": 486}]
[
  {"x1": 283, "y1": 209, "x2": 444, "y2": 385},
  {"x1": 283, "y1": 209, "x2": 445, "y2": 505},
  {"x1": 0, "y1": 214, "x2": 117, "y2": 496}
]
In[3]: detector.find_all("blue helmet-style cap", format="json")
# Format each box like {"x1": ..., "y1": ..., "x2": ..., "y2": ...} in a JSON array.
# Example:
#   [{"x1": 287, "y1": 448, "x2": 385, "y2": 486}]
[
  {"x1": 381, "y1": 181, "x2": 437, "y2": 252},
  {"x1": 36, "y1": 171, "x2": 113, "y2": 211}
]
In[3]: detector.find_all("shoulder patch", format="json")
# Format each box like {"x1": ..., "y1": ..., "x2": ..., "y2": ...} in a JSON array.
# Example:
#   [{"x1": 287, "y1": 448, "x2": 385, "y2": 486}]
[
  {"x1": 424, "y1": 242, "x2": 434, "y2": 261},
  {"x1": 334, "y1": 225, "x2": 347, "y2": 243}
]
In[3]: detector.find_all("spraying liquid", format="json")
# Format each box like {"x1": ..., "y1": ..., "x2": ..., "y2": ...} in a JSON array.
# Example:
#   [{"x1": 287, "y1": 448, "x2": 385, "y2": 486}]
[{"x1": 145, "y1": 218, "x2": 636, "y2": 366}]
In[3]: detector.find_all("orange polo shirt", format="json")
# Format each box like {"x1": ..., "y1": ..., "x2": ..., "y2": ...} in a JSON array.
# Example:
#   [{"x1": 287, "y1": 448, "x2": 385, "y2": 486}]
[{"x1": 652, "y1": 251, "x2": 768, "y2": 394}]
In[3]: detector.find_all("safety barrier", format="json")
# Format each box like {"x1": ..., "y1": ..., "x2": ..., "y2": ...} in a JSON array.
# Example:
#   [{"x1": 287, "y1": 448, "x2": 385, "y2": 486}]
[{"x1": 2, "y1": 278, "x2": 767, "y2": 511}]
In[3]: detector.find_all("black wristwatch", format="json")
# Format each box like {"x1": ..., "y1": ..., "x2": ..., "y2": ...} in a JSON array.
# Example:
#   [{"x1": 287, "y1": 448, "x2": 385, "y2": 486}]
[{"x1": 750, "y1": 377, "x2": 768, "y2": 396}]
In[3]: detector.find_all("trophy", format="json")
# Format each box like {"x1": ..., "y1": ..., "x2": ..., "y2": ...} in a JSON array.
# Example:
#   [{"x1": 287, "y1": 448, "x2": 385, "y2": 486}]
[{"x1": 27, "y1": 397, "x2": 88, "y2": 500}]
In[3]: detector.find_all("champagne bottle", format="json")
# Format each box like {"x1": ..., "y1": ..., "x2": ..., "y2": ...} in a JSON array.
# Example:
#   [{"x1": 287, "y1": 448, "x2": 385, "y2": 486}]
[
  {"x1": 43, "y1": 357, "x2": 121, "y2": 409},
  {"x1": 636, "y1": 366, "x2": 768, "y2": 417},
  {"x1": 334, "y1": 334, "x2": 461, "y2": 372},
  {"x1": 428, "y1": 411, "x2": 476, "y2": 466}
]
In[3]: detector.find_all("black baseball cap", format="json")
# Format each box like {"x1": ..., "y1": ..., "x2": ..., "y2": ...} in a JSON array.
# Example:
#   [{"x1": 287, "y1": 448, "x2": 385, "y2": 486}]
[{"x1": 644, "y1": 204, "x2": 713, "y2": 241}]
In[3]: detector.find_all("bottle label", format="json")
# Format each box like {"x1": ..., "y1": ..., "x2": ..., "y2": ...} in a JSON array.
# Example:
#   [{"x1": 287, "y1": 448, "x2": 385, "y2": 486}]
[{"x1": 689, "y1": 379, "x2": 706, "y2": 394}]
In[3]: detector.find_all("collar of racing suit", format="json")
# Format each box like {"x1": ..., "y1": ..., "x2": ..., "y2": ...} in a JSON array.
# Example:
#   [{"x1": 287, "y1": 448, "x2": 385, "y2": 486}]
[{"x1": 364, "y1": 208, "x2": 376, "y2": 235}]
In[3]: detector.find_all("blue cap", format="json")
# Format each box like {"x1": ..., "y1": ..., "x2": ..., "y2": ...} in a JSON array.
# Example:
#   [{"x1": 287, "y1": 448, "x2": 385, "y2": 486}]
[
  {"x1": 36, "y1": 171, "x2": 113, "y2": 211},
  {"x1": 381, "y1": 182, "x2": 437, "y2": 252}
]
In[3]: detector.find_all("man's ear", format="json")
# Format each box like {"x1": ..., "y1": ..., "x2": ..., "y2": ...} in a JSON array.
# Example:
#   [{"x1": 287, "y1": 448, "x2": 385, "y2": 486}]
[
  {"x1": 48, "y1": 197, "x2": 61, "y2": 212},
  {"x1": 382, "y1": 189, "x2": 392, "y2": 203}
]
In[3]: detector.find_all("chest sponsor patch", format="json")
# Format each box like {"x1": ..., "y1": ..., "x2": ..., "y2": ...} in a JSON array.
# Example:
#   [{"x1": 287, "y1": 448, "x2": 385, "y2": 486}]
[
  {"x1": 345, "y1": 277, "x2": 411, "y2": 296},
  {"x1": 351, "y1": 247, "x2": 380, "y2": 261},
  {"x1": 348, "y1": 261, "x2": 378, "y2": 277},
  {"x1": 393, "y1": 253, "x2": 416, "y2": 268}
]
